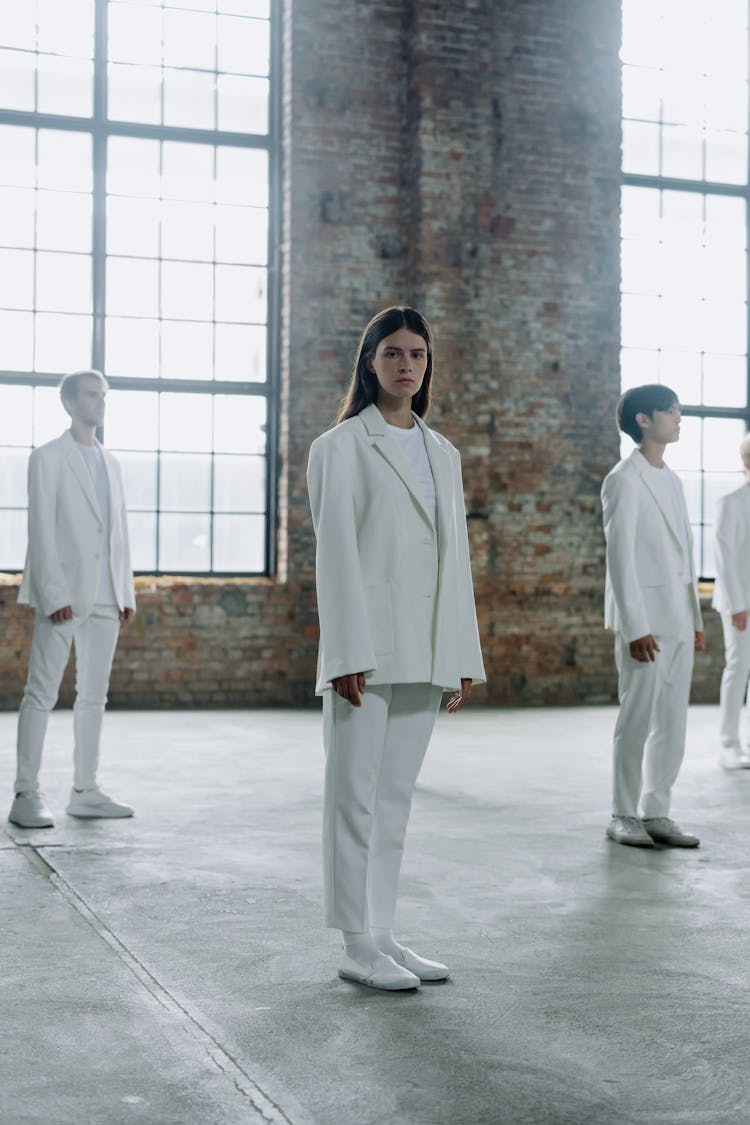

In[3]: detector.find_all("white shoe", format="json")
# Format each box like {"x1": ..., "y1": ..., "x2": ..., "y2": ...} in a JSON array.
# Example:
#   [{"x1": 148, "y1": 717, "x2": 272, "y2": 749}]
[
  {"x1": 606, "y1": 815, "x2": 654, "y2": 847},
  {"x1": 8, "y1": 791, "x2": 54, "y2": 829},
  {"x1": 391, "y1": 946, "x2": 450, "y2": 981},
  {"x1": 338, "y1": 952, "x2": 420, "y2": 991},
  {"x1": 720, "y1": 746, "x2": 750, "y2": 770},
  {"x1": 642, "y1": 817, "x2": 699, "y2": 848},
  {"x1": 66, "y1": 787, "x2": 134, "y2": 819}
]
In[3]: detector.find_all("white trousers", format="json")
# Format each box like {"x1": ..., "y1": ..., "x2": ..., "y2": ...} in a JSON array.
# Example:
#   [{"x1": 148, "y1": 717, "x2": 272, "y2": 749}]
[
  {"x1": 16, "y1": 605, "x2": 121, "y2": 795},
  {"x1": 612, "y1": 595, "x2": 694, "y2": 819},
  {"x1": 322, "y1": 682, "x2": 443, "y2": 932},
  {"x1": 719, "y1": 611, "x2": 750, "y2": 749}
]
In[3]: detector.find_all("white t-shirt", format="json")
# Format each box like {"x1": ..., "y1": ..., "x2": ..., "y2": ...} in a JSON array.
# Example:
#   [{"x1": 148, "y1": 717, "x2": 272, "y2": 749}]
[
  {"x1": 76, "y1": 441, "x2": 118, "y2": 606},
  {"x1": 640, "y1": 455, "x2": 692, "y2": 582},
  {"x1": 387, "y1": 420, "x2": 437, "y2": 528}
]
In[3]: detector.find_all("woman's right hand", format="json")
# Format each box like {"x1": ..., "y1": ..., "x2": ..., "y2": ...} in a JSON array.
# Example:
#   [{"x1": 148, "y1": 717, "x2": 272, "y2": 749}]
[{"x1": 331, "y1": 673, "x2": 366, "y2": 707}]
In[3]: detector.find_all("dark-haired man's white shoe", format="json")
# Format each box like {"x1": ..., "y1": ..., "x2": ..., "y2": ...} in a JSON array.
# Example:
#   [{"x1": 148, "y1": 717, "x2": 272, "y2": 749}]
[
  {"x1": 390, "y1": 946, "x2": 450, "y2": 981},
  {"x1": 606, "y1": 815, "x2": 654, "y2": 847},
  {"x1": 642, "y1": 817, "x2": 699, "y2": 848},
  {"x1": 338, "y1": 952, "x2": 420, "y2": 991},
  {"x1": 8, "y1": 791, "x2": 54, "y2": 828},
  {"x1": 66, "y1": 787, "x2": 133, "y2": 819}
]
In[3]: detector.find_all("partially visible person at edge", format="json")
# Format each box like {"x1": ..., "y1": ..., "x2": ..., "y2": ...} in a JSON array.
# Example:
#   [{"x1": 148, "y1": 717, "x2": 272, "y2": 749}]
[
  {"x1": 9, "y1": 369, "x2": 135, "y2": 830},
  {"x1": 713, "y1": 433, "x2": 750, "y2": 770},
  {"x1": 601, "y1": 383, "x2": 704, "y2": 850},
  {"x1": 306, "y1": 305, "x2": 485, "y2": 991}
]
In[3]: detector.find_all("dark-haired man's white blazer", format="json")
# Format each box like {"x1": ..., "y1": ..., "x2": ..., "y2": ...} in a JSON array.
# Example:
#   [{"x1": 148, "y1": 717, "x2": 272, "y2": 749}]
[{"x1": 601, "y1": 448, "x2": 702, "y2": 819}]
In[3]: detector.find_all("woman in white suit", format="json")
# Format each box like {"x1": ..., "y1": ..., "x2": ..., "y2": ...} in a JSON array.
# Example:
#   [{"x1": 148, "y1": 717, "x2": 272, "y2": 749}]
[{"x1": 307, "y1": 306, "x2": 485, "y2": 991}]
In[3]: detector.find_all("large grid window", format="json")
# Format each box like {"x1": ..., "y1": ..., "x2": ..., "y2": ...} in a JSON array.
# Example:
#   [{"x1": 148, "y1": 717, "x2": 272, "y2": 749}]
[
  {"x1": 0, "y1": 0, "x2": 277, "y2": 576},
  {"x1": 621, "y1": 0, "x2": 749, "y2": 577}
]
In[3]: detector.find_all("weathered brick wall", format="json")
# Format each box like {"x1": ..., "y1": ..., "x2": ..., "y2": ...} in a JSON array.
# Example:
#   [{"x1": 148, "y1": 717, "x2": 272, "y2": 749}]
[{"x1": 0, "y1": 0, "x2": 724, "y2": 709}]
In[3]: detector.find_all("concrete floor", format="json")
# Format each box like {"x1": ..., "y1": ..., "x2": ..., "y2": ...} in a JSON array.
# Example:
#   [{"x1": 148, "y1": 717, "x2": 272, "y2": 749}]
[{"x1": 3, "y1": 704, "x2": 750, "y2": 1125}]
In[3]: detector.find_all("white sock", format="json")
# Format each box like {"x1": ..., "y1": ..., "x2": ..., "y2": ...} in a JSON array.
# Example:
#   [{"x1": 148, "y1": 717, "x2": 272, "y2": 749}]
[
  {"x1": 371, "y1": 927, "x2": 404, "y2": 958},
  {"x1": 342, "y1": 931, "x2": 381, "y2": 962}
]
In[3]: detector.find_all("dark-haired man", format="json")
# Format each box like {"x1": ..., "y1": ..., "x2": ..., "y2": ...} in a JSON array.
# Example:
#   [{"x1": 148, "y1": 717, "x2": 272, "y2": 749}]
[
  {"x1": 9, "y1": 370, "x2": 135, "y2": 829},
  {"x1": 601, "y1": 384, "x2": 704, "y2": 848}
]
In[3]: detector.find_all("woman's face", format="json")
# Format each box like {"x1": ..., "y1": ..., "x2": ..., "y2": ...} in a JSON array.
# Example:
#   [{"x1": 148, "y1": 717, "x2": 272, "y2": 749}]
[{"x1": 369, "y1": 328, "x2": 429, "y2": 404}]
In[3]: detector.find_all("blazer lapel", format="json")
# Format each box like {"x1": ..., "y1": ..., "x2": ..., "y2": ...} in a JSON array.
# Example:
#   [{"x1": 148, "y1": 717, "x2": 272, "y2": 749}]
[
  {"x1": 414, "y1": 415, "x2": 453, "y2": 550},
  {"x1": 630, "y1": 449, "x2": 682, "y2": 548},
  {"x1": 61, "y1": 430, "x2": 102, "y2": 522},
  {"x1": 358, "y1": 403, "x2": 435, "y2": 531}
]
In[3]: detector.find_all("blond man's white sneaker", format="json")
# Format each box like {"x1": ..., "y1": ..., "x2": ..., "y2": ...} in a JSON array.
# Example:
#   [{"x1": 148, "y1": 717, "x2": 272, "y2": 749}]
[
  {"x1": 642, "y1": 817, "x2": 699, "y2": 848},
  {"x1": 606, "y1": 815, "x2": 654, "y2": 847},
  {"x1": 338, "y1": 952, "x2": 420, "y2": 991},
  {"x1": 66, "y1": 787, "x2": 133, "y2": 819}
]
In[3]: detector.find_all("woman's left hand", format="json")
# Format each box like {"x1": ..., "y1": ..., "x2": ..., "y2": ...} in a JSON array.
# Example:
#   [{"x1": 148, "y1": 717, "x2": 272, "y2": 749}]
[{"x1": 447, "y1": 678, "x2": 472, "y2": 714}]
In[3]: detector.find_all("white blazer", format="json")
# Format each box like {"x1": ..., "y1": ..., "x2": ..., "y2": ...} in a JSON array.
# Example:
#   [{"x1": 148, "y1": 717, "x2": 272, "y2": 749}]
[
  {"x1": 713, "y1": 484, "x2": 750, "y2": 616},
  {"x1": 307, "y1": 403, "x2": 485, "y2": 694},
  {"x1": 18, "y1": 431, "x2": 135, "y2": 619},
  {"x1": 601, "y1": 449, "x2": 702, "y2": 642}
]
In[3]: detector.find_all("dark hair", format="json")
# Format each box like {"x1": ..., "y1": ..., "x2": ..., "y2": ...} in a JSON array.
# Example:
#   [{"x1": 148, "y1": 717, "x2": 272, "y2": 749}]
[
  {"x1": 59, "y1": 369, "x2": 107, "y2": 403},
  {"x1": 616, "y1": 383, "x2": 678, "y2": 443},
  {"x1": 336, "y1": 306, "x2": 433, "y2": 424}
]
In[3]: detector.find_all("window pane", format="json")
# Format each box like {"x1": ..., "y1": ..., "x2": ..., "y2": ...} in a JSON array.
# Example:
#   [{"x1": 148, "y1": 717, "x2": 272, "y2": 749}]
[
  {"x1": 620, "y1": 240, "x2": 660, "y2": 296},
  {"x1": 108, "y1": 63, "x2": 161, "y2": 124},
  {"x1": 622, "y1": 120, "x2": 659, "y2": 175},
  {"x1": 213, "y1": 393, "x2": 265, "y2": 453},
  {"x1": 214, "y1": 322, "x2": 266, "y2": 381},
  {"x1": 107, "y1": 196, "x2": 160, "y2": 256},
  {"x1": 0, "y1": 386, "x2": 33, "y2": 445},
  {"x1": 0, "y1": 125, "x2": 35, "y2": 187},
  {"x1": 107, "y1": 137, "x2": 161, "y2": 198},
  {"x1": 36, "y1": 251, "x2": 92, "y2": 314},
  {"x1": 161, "y1": 320, "x2": 213, "y2": 380},
  {"x1": 705, "y1": 472, "x2": 745, "y2": 523},
  {"x1": 0, "y1": 509, "x2": 26, "y2": 569},
  {"x1": 37, "y1": 55, "x2": 94, "y2": 117},
  {"x1": 162, "y1": 142, "x2": 215, "y2": 202},
  {"x1": 214, "y1": 264, "x2": 266, "y2": 322},
  {"x1": 163, "y1": 68, "x2": 215, "y2": 129},
  {"x1": 620, "y1": 347, "x2": 658, "y2": 391},
  {"x1": 108, "y1": 2, "x2": 162, "y2": 66},
  {"x1": 660, "y1": 125, "x2": 703, "y2": 180},
  {"x1": 217, "y1": 16, "x2": 269, "y2": 76},
  {"x1": 37, "y1": 0, "x2": 95, "y2": 57},
  {"x1": 0, "y1": 49, "x2": 35, "y2": 111},
  {"x1": 213, "y1": 454, "x2": 265, "y2": 511},
  {"x1": 704, "y1": 418, "x2": 747, "y2": 472},
  {"x1": 704, "y1": 131, "x2": 748, "y2": 184},
  {"x1": 33, "y1": 386, "x2": 68, "y2": 444},
  {"x1": 621, "y1": 185, "x2": 660, "y2": 241},
  {"x1": 115, "y1": 451, "x2": 158, "y2": 509},
  {"x1": 213, "y1": 514, "x2": 264, "y2": 571},
  {"x1": 160, "y1": 453, "x2": 211, "y2": 510},
  {"x1": 216, "y1": 147, "x2": 268, "y2": 207},
  {"x1": 0, "y1": 4, "x2": 37, "y2": 50},
  {"x1": 35, "y1": 313, "x2": 93, "y2": 373},
  {"x1": 105, "y1": 316, "x2": 160, "y2": 379},
  {"x1": 38, "y1": 131, "x2": 92, "y2": 192},
  {"x1": 159, "y1": 512, "x2": 210, "y2": 571},
  {"x1": 215, "y1": 205, "x2": 267, "y2": 264},
  {"x1": 217, "y1": 74, "x2": 268, "y2": 133},
  {"x1": 128, "y1": 511, "x2": 157, "y2": 571},
  {"x1": 0, "y1": 249, "x2": 34, "y2": 309},
  {"x1": 104, "y1": 390, "x2": 159, "y2": 451},
  {"x1": 107, "y1": 257, "x2": 160, "y2": 317},
  {"x1": 37, "y1": 191, "x2": 93, "y2": 253},
  {"x1": 161, "y1": 201, "x2": 214, "y2": 261},
  {"x1": 0, "y1": 447, "x2": 29, "y2": 506},
  {"x1": 160, "y1": 392, "x2": 212, "y2": 452},
  {"x1": 161, "y1": 260, "x2": 213, "y2": 320},
  {"x1": 220, "y1": 1, "x2": 270, "y2": 15},
  {"x1": 703, "y1": 354, "x2": 746, "y2": 408},
  {"x1": 163, "y1": 8, "x2": 216, "y2": 69},
  {"x1": 659, "y1": 351, "x2": 701, "y2": 406}
]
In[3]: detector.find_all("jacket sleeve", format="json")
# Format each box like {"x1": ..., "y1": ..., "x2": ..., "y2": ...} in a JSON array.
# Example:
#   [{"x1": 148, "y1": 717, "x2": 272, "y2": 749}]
[
  {"x1": 601, "y1": 469, "x2": 650, "y2": 643},
  {"x1": 714, "y1": 496, "x2": 744, "y2": 616},
  {"x1": 114, "y1": 457, "x2": 136, "y2": 612},
  {"x1": 306, "y1": 435, "x2": 377, "y2": 683},
  {"x1": 26, "y1": 448, "x2": 71, "y2": 617},
  {"x1": 451, "y1": 448, "x2": 486, "y2": 684}
]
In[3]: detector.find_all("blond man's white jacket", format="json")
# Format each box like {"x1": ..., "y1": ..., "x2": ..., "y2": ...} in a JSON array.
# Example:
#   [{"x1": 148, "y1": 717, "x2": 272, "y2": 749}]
[
  {"x1": 713, "y1": 484, "x2": 750, "y2": 616},
  {"x1": 18, "y1": 431, "x2": 135, "y2": 618},
  {"x1": 601, "y1": 449, "x2": 702, "y2": 641},
  {"x1": 307, "y1": 403, "x2": 485, "y2": 694}
]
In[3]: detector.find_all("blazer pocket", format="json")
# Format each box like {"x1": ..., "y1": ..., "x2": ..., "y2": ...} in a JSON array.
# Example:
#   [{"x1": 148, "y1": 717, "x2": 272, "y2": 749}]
[{"x1": 364, "y1": 583, "x2": 395, "y2": 655}]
